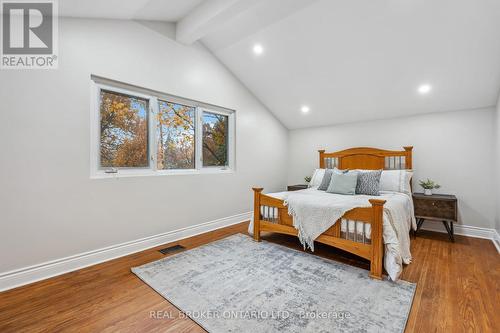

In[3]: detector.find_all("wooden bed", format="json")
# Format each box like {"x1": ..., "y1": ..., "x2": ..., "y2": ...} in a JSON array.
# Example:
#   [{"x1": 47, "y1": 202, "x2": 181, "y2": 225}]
[{"x1": 252, "y1": 146, "x2": 413, "y2": 279}]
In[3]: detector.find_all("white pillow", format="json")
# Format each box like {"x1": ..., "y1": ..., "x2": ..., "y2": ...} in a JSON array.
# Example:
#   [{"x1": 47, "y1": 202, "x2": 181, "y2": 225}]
[
  {"x1": 309, "y1": 168, "x2": 325, "y2": 188},
  {"x1": 379, "y1": 170, "x2": 413, "y2": 195}
]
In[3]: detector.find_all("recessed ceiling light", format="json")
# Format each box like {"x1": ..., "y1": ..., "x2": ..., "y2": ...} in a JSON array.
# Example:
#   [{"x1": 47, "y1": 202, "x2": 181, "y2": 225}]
[
  {"x1": 301, "y1": 105, "x2": 310, "y2": 114},
  {"x1": 253, "y1": 44, "x2": 264, "y2": 55},
  {"x1": 418, "y1": 84, "x2": 432, "y2": 94}
]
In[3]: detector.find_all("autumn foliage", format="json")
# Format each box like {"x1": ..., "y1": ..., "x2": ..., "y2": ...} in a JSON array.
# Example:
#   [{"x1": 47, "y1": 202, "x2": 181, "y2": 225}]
[
  {"x1": 157, "y1": 101, "x2": 195, "y2": 169},
  {"x1": 100, "y1": 90, "x2": 228, "y2": 169},
  {"x1": 100, "y1": 91, "x2": 148, "y2": 168},
  {"x1": 202, "y1": 113, "x2": 228, "y2": 166}
]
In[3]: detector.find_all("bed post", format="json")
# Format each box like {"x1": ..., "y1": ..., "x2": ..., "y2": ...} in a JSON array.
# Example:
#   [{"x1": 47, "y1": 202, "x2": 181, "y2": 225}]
[
  {"x1": 252, "y1": 188, "x2": 263, "y2": 242},
  {"x1": 318, "y1": 150, "x2": 325, "y2": 168},
  {"x1": 403, "y1": 146, "x2": 413, "y2": 169},
  {"x1": 369, "y1": 199, "x2": 386, "y2": 279}
]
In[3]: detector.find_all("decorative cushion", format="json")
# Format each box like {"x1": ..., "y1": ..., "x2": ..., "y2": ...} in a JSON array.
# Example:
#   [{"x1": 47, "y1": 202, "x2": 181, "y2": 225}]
[
  {"x1": 326, "y1": 171, "x2": 359, "y2": 195},
  {"x1": 355, "y1": 170, "x2": 382, "y2": 196},
  {"x1": 379, "y1": 170, "x2": 413, "y2": 195},
  {"x1": 318, "y1": 168, "x2": 347, "y2": 191},
  {"x1": 317, "y1": 169, "x2": 333, "y2": 191},
  {"x1": 309, "y1": 169, "x2": 325, "y2": 188}
]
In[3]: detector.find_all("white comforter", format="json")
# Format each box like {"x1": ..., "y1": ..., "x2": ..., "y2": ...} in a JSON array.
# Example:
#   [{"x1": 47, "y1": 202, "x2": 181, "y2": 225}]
[{"x1": 248, "y1": 188, "x2": 416, "y2": 281}]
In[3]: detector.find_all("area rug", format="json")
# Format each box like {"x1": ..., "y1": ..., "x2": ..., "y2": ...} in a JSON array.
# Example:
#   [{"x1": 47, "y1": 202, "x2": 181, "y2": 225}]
[{"x1": 132, "y1": 234, "x2": 416, "y2": 333}]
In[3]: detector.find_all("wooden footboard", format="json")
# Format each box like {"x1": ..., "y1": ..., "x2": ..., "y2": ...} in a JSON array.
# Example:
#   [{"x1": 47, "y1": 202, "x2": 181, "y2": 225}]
[{"x1": 252, "y1": 188, "x2": 385, "y2": 279}]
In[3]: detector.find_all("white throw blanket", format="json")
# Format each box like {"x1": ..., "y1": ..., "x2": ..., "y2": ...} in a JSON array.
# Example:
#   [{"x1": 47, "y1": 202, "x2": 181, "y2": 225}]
[{"x1": 284, "y1": 192, "x2": 371, "y2": 251}]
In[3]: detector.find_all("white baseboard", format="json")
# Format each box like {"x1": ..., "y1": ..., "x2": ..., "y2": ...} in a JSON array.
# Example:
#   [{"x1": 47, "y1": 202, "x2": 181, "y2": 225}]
[
  {"x1": 0, "y1": 212, "x2": 252, "y2": 292},
  {"x1": 421, "y1": 223, "x2": 500, "y2": 253}
]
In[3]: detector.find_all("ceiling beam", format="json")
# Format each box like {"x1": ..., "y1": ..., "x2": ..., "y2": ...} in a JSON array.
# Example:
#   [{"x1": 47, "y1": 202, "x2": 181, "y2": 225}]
[
  {"x1": 176, "y1": 0, "x2": 264, "y2": 44},
  {"x1": 201, "y1": 0, "x2": 318, "y2": 51}
]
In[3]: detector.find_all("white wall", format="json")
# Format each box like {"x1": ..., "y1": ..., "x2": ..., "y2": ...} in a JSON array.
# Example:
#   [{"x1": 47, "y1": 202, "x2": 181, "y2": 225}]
[
  {"x1": 496, "y1": 96, "x2": 500, "y2": 234},
  {"x1": 0, "y1": 18, "x2": 288, "y2": 273},
  {"x1": 288, "y1": 108, "x2": 496, "y2": 229}
]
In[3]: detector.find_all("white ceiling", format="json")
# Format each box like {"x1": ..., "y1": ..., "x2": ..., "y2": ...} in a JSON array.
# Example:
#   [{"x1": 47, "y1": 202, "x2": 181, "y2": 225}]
[
  {"x1": 57, "y1": 0, "x2": 500, "y2": 129},
  {"x1": 201, "y1": 0, "x2": 500, "y2": 129},
  {"x1": 59, "y1": 0, "x2": 204, "y2": 22}
]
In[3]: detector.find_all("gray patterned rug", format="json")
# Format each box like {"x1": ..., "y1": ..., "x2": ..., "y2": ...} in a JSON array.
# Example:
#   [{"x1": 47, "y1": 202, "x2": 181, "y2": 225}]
[{"x1": 132, "y1": 234, "x2": 415, "y2": 333}]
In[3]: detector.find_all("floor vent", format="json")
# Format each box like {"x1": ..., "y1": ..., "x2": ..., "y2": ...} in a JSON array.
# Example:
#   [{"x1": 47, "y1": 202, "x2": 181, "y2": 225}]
[{"x1": 159, "y1": 244, "x2": 185, "y2": 255}]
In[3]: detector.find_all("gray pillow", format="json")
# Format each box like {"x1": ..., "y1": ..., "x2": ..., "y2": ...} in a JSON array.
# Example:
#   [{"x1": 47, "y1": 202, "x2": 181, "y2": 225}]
[
  {"x1": 317, "y1": 168, "x2": 347, "y2": 191},
  {"x1": 326, "y1": 171, "x2": 359, "y2": 195},
  {"x1": 317, "y1": 169, "x2": 333, "y2": 191},
  {"x1": 356, "y1": 170, "x2": 382, "y2": 196}
]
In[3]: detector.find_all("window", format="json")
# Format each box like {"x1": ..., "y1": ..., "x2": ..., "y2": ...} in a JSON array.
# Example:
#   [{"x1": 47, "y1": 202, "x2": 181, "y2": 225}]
[
  {"x1": 99, "y1": 90, "x2": 149, "y2": 168},
  {"x1": 202, "y1": 111, "x2": 228, "y2": 167},
  {"x1": 157, "y1": 101, "x2": 195, "y2": 170},
  {"x1": 91, "y1": 78, "x2": 235, "y2": 178}
]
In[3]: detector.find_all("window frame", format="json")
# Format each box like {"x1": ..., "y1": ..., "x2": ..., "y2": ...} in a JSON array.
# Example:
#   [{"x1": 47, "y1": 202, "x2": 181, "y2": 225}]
[
  {"x1": 90, "y1": 78, "x2": 235, "y2": 179},
  {"x1": 199, "y1": 108, "x2": 234, "y2": 169},
  {"x1": 156, "y1": 98, "x2": 197, "y2": 172}
]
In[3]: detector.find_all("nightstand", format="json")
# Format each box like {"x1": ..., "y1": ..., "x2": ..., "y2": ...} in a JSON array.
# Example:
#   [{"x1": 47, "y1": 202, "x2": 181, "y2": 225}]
[
  {"x1": 413, "y1": 193, "x2": 457, "y2": 242},
  {"x1": 287, "y1": 184, "x2": 308, "y2": 191}
]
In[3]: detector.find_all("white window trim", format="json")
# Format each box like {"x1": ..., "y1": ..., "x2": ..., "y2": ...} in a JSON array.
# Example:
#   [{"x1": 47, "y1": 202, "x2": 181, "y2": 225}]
[{"x1": 90, "y1": 78, "x2": 235, "y2": 179}]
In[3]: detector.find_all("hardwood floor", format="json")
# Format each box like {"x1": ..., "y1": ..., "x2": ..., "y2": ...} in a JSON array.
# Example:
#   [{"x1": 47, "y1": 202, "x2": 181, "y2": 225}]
[{"x1": 0, "y1": 222, "x2": 498, "y2": 332}]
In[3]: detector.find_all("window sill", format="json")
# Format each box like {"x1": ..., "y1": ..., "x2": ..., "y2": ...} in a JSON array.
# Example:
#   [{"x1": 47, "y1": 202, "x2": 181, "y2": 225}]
[{"x1": 90, "y1": 168, "x2": 234, "y2": 180}]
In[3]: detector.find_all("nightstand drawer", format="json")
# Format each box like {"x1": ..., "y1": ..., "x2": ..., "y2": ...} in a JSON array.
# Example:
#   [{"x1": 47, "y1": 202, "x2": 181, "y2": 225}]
[
  {"x1": 287, "y1": 184, "x2": 308, "y2": 191},
  {"x1": 414, "y1": 199, "x2": 456, "y2": 220}
]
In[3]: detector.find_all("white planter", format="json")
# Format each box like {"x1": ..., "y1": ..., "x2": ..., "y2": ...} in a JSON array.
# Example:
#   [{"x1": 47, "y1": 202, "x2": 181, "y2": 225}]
[{"x1": 424, "y1": 189, "x2": 433, "y2": 196}]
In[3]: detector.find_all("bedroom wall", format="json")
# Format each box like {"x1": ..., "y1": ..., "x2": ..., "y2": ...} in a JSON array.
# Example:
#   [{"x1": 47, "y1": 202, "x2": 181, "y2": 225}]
[
  {"x1": 0, "y1": 18, "x2": 288, "y2": 274},
  {"x1": 288, "y1": 107, "x2": 496, "y2": 229},
  {"x1": 496, "y1": 95, "x2": 500, "y2": 235}
]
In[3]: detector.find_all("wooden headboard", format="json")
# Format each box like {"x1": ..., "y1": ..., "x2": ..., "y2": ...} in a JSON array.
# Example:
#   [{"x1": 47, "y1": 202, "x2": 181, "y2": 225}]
[{"x1": 319, "y1": 147, "x2": 413, "y2": 170}]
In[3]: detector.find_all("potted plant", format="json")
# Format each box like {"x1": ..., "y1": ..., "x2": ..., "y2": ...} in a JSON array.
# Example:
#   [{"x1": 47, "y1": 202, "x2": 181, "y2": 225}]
[{"x1": 419, "y1": 179, "x2": 441, "y2": 196}]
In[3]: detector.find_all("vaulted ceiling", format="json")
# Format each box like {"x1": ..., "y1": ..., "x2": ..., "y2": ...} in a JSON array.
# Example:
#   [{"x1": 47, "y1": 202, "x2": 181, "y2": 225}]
[
  {"x1": 59, "y1": 0, "x2": 203, "y2": 22},
  {"x1": 60, "y1": 0, "x2": 500, "y2": 129}
]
